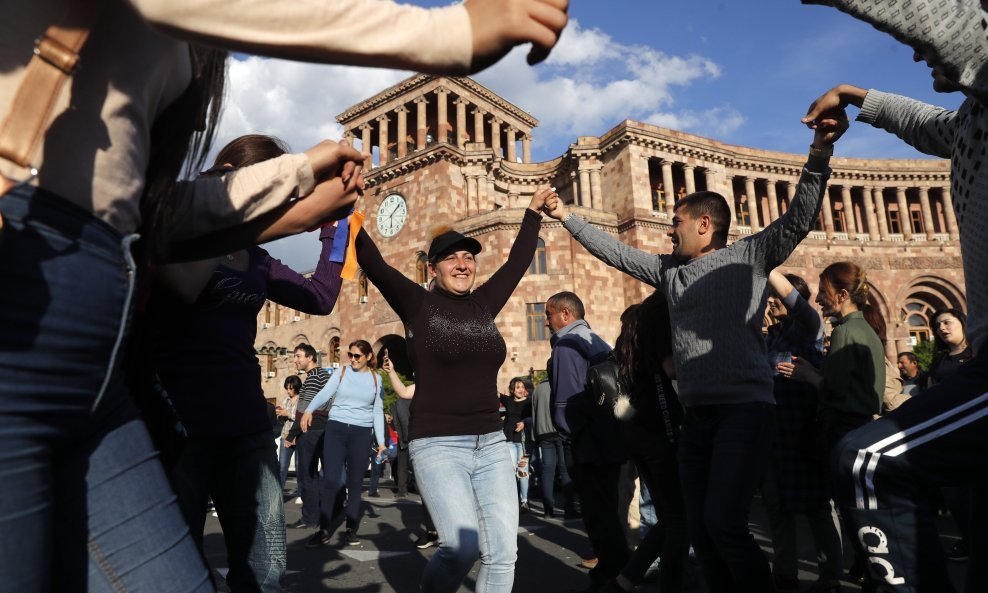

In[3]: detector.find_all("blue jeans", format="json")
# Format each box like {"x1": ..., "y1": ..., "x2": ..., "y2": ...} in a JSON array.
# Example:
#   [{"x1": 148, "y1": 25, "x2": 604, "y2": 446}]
[
  {"x1": 410, "y1": 431, "x2": 519, "y2": 593},
  {"x1": 295, "y1": 427, "x2": 324, "y2": 526},
  {"x1": 320, "y1": 420, "x2": 373, "y2": 531},
  {"x1": 170, "y1": 431, "x2": 286, "y2": 593},
  {"x1": 0, "y1": 187, "x2": 212, "y2": 593},
  {"x1": 278, "y1": 437, "x2": 295, "y2": 492},
  {"x1": 678, "y1": 402, "x2": 774, "y2": 593},
  {"x1": 509, "y1": 441, "x2": 529, "y2": 503},
  {"x1": 538, "y1": 435, "x2": 573, "y2": 513}
]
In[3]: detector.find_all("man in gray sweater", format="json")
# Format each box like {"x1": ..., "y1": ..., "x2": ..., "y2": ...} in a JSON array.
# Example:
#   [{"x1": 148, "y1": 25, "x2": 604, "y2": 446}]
[
  {"x1": 802, "y1": 2, "x2": 988, "y2": 592},
  {"x1": 542, "y1": 116, "x2": 844, "y2": 591}
]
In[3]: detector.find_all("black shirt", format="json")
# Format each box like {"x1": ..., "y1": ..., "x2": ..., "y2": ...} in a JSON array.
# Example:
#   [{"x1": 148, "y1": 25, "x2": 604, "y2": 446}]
[{"x1": 499, "y1": 395, "x2": 532, "y2": 443}]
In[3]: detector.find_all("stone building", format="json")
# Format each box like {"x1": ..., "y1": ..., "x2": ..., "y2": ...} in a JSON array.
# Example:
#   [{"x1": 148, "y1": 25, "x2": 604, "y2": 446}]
[{"x1": 255, "y1": 74, "x2": 965, "y2": 401}]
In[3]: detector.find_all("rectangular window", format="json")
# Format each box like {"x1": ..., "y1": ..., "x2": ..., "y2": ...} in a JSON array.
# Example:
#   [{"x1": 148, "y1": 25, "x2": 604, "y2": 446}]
[
  {"x1": 833, "y1": 206, "x2": 845, "y2": 233},
  {"x1": 526, "y1": 303, "x2": 548, "y2": 342},
  {"x1": 888, "y1": 209, "x2": 901, "y2": 234},
  {"x1": 910, "y1": 209, "x2": 925, "y2": 234}
]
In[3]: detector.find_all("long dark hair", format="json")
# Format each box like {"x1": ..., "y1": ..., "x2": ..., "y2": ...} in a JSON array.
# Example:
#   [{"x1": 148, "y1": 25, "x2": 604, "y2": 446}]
[
  {"x1": 931, "y1": 308, "x2": 969, "y2": 370},
  {"x1": 508, "y1": 377, "x2": 534, "y2": 397},
  {"x1": 819, "y1": 262, "x2": 886, "y2": 343},
  {"x1": 143, "y1": 45, "x2": 228, "y2": 258},
  {"x1": 213, "y1": 134, "x2": 290, "y2": 169},
  {"x1": 615, "y1": 291, "x2": 673, "y2": 390},
  {"x1": 349, "y1": 339, "x2": 377, "y2": 369}
]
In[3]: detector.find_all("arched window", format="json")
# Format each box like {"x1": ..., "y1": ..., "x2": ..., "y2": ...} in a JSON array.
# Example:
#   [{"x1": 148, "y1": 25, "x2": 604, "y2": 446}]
[
  {"x1": 358, "y1": 272, "x2": 369, "y2": 303},
  {"x1": 328, "y1": 336, "x2": 341, "y2": 367},
  {"x1": 528, "y1": 238, "x2": 547, "y2": 275},
  {"x1": 415, "y1": 252, "x2": 429, "y2": 286}
]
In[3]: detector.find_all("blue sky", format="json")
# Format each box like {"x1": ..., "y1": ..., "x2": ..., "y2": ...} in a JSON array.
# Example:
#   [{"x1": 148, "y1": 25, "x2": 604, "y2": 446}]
[{"x1": 217, "y1": 1, "x2": 964, "y2": 268}]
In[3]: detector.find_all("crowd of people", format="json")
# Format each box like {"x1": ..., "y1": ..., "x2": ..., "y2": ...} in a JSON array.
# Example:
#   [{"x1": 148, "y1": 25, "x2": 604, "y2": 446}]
[{"x1": 2, "y1": 1, "x2": 987, "y2": 593}]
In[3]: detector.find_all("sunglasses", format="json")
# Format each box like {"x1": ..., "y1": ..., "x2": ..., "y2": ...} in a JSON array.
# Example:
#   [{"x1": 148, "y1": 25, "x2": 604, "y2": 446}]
[{"x1": 347, "y1": 352, "x2": 364, "y2": 360}]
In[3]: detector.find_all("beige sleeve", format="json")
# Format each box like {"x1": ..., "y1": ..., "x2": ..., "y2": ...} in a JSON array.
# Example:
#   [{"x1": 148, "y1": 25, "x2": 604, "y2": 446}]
[
  {"x1": 167, "y1": 152, "x2": 316, "y2": 241},
  {"x1": 128, "y1": 0, "x2": 473, "y2": 74}
]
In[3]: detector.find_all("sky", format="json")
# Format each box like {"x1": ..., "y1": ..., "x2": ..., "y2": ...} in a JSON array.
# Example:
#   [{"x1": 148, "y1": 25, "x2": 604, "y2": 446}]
[{"x1": 212, "y1": 1, "x2": 964, "y2": 270}]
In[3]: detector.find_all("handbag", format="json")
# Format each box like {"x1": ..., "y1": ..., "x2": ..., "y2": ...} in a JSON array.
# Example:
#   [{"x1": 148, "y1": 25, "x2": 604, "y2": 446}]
[{"x1": 0, "y1": 0, "x2": 104, "y2": 227}]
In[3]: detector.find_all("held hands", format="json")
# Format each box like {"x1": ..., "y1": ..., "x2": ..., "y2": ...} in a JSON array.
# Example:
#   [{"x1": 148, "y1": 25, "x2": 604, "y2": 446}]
[
  {"x1": 541, "y1": 188, "x2": 568, "y2": 221},
  {"x1": 300, "y1": 411, "x2": 313, "y2": 433},
  {"x1": 528, "y1": 186, "x2": 557, "y2": 213},
  {"x1": 466, "y1": 0, "x2": 569, "y2": 73},
  {"x1": 802, "y1": 86, "x2": 866, "y2": 149},
  {"x1": 301, "y1": 139, "x2": 368, "y2": 229}
]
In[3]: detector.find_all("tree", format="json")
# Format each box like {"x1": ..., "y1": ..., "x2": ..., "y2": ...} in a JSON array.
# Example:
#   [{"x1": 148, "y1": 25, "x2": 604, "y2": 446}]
[{"x1": 912, "y1": 339, "x2": 936, "y2": 372}]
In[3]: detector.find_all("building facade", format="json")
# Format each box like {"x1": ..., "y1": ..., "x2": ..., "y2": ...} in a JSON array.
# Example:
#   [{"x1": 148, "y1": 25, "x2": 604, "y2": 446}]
[{"x1": 255, "y1": 75, "x2": 964, "y2": 401}]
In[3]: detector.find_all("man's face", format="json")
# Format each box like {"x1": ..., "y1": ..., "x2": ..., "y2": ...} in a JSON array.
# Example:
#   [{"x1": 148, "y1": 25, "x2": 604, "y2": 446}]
[
  {"x1": 897, "y1": 355, "x2": 919, "y2": 379},
  {"x1": 668, "y1": 209, "x2": 702, "y2": 261},
  {"x1": 913, "y1": 51, "x2": 961, "y2": 93},
  {"x1": 293, "y1": 349, "x2": 312, "y2": 371},
  {"x1": 545, "y1": 303, "x2": 569, "y2": 334}
]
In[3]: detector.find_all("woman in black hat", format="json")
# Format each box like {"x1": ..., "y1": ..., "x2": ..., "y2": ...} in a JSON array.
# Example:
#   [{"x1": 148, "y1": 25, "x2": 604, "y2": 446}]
[{"x1": 355, "y1": 187, "x2": 554, "y2": 593}]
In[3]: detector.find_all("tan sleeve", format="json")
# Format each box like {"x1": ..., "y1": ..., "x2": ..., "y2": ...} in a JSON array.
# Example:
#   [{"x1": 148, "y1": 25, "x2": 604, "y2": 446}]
[
  {"x1": 128, "y1": 0, "x2": 473, "y2": 74},
  {"x1": 167, "y1": 152, "x2": 316, "y2": 241}
]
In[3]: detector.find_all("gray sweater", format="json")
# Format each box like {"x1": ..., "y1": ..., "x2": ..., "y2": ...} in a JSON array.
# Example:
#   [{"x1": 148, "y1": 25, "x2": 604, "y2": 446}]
[
  {"x1": 530, "y1": 381, "x2": 557, "y2": 440},
  {"x1": 810, "y1": 0, "x2": 988, "y2": 356},
  {"x1": 562, "y1": 154, "x2": 830, "y2": 408}
]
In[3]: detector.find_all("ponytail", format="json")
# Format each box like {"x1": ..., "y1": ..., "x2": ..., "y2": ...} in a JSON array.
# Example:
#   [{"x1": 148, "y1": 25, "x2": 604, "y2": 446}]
[{"x1": 820, "y1": 261, "x2": 886, "y2": 342}]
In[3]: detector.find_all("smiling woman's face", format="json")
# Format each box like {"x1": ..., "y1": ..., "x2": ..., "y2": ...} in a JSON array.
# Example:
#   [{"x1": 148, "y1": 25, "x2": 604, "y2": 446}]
[{"x1": 429, "y1": 250, "x2": 477, "y2": 295}]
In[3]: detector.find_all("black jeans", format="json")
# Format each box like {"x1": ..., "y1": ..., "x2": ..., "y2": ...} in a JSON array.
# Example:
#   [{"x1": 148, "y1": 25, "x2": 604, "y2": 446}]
[
  {"x1": 835, "y1": 351, "x2": 988, "y2": 593},
  {"x1": 295, "y1": 427, "x2": 323, "y2": 526},
  {"x1": 678, "y1": 402, "x2": 775, "y2": 593},
  {"x1": 564, "y1": 444, "x2": 629, "y2": 586}
]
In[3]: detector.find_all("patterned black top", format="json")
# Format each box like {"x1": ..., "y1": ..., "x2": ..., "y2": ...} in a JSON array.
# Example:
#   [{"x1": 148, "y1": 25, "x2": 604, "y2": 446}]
[{"x1": 356, "y1": 209, "x2": 542, "y2": 440}]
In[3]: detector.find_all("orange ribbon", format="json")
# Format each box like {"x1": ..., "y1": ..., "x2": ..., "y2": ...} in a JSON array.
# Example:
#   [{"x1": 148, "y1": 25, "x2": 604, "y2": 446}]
[{"x1": 340, "y1": 210, "x2": 365, "y2": 280}]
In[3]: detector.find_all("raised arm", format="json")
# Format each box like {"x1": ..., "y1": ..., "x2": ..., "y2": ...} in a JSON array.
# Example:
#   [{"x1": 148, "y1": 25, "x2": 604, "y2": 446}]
[
  {"x1": 803, "y1": 0, "x2": 988, "y2": 102},
  {"x1": 129, "y1": 0, "x2": 569, "y2": 75},
  {"x1": 383, "y1": 358, "x2": 415, "y2": 399},
  {"x1": 265, "y1": 224, "x2": 345, "y2": 315},
  {"x1": 355, "y1": 228, "x2": 424, "y2": 321},
  {"x1": 769, "y1": 270, "x2": 822, "y2": 340}
]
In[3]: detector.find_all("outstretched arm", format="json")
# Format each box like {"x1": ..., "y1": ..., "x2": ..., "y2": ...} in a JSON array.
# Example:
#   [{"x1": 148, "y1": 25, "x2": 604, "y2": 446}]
[
  {"x1": 265, "y1": 224, "x2": 345, "y2": 314},
  {"x1": 355, "y1": 228, "x2": 424, "y2": 321}
]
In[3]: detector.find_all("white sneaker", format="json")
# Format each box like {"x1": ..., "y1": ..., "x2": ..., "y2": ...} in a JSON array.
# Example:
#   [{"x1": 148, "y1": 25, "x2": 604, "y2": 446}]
[{"x1": 294, "y1": 496, "x2": 303, "y2": 505}]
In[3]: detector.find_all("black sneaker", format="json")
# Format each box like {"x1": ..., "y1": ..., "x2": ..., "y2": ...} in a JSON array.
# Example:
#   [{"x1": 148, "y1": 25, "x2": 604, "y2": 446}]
[
  {"x1": 305, "y1": 530, "x2": 330, "y2": 548},
  {"x1": 344, "y1": 529, "x2": 360, "y2": 546},
  {"x1": 946, "y1": 540, "x2": 968, "y2": 561},
  {"x1": 286, "y1": 519, "x2": 312, "y2": 529},
  {"x1": 414, "y1": 531, "x2": 439, "y2": 549}
]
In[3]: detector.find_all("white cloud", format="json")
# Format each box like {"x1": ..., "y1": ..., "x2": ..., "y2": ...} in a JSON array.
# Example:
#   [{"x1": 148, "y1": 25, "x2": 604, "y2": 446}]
[{"x1": 645, "y1": 106, "x2": 745, "y2": 139}]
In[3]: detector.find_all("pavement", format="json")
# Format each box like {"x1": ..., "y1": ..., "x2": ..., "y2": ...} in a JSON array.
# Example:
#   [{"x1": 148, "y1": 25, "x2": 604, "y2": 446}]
[{"x1": 202, "y1": 476, "x2": 968, "y2": 593}]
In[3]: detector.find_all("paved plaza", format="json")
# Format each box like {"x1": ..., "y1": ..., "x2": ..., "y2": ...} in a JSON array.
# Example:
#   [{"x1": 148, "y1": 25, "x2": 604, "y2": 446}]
[{"x1": 201, "y1": 475, "x2": 967, "y2": 593}]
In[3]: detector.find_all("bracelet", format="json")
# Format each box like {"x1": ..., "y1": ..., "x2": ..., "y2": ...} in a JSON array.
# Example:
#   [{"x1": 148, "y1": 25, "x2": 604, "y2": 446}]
[
  {"x1": 561, "y1": 212, "x2": 573, "y2": 223},
  {"x1": 808, "y1": 144, "x2": 833, "y2": 158}
]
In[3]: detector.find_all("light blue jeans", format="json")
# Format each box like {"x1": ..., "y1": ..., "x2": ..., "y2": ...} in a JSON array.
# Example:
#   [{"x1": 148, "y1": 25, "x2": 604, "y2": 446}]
[
  {"x1": 409, "y1": 431, "x2": 519, "y2": 593},
  {"x1": 509, "y1": 441, "x2": 530, "y2": 503}
]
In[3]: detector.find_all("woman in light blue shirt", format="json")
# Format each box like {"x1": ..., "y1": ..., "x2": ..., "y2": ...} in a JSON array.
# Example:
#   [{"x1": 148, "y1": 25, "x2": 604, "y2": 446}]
[{"x1": 300, "y1": 339, "x2": 384, "y2": 547}]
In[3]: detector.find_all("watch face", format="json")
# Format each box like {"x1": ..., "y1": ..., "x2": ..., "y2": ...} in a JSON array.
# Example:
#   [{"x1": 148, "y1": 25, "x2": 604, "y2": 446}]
[{"x1": 377, "y1": 193, "x2": 408, "y2": 238}]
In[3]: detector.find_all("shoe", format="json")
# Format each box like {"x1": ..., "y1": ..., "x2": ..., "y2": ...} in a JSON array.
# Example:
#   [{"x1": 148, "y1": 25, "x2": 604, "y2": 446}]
[
  {"x1": 579, "y1": 557, "x2": 599, "y2": 570},
  {"x1": 774, "y1": 574, "x2": 800, "y2": 590},
  {"x1": 286, "y1": 519, "x2": 312, "y2": 529},
  {"x1": 344, "y1": 529, "x2": 360, "y2": 546},
  {"x1": 305, "y1": 529, "x2": 330, "y2": 548},
  {"x1": 414, "y1": 531, "x2": 439, "y2": 549},
  {"x1": 946, "y1": 540, "x2": 968, "y2": 561},
  {"x1": 368, "y1": 491, "x2": 380, "y2": 497},
  {"x1": 543, "y1": 509, "x2": 557, "y2": 520},
  {"x1": 520, "y1": 501, "x2": 530, "y2": 513}
]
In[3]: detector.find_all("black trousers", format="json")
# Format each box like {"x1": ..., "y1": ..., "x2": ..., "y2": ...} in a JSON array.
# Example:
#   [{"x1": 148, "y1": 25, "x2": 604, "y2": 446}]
[
  {"x1": 394, "y1": 447, "x2": 410, "y2": 495},
  {"x1": 564, "y1": 444, "x2": 630, "y2": 586},
  {"x1": 295, "y1": 428, "x2": 323, "y2": 526},
  {"x1": 835, "y1": 350, "x2": 988, "y2": 593}
]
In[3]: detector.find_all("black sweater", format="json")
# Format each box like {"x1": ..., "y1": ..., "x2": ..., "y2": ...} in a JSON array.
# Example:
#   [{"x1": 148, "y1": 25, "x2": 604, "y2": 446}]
[{"x1": 356, "y1": 209, "x2": 542, "y2": 441}]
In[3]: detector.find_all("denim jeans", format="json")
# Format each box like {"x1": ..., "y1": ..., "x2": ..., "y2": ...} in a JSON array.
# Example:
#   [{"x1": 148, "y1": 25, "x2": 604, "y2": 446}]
[
  {"x1": 0, "y1": 186, "x2": 212, "y2": 593},
  {"x1": 538, "y1": 435, "x2": 573, "y2": 514},
  {"x1": 170, "y1": 431, "x2": 286, "y2": 593},
  {"x1": 295, "y1": 427, "x2": 324, "y2": 526},
  {"x1": 279, "y1": 437, "x2": 295, "y2": 492},
  {"x1": 509, "y1": 441, "x2": 529, "y2": 503},
  {"x1": 320, "y1": 420, "x2": 373, "y2": 531},
  {"x1": 410, "y1": 431, "x2": 519, "y2": 593},
  {"x1": 678, "y1": 402, "x2": 775, "y2": 593}
]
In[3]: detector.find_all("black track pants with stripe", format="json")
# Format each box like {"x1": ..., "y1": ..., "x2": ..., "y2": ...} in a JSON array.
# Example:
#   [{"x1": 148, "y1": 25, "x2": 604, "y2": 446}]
[{"x1": 834, "y1": 350, "x2": 988, "y2": 593}]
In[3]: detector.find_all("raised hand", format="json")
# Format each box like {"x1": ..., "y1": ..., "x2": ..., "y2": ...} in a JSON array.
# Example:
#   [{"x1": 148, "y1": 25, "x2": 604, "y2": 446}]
[
  {"x1": 529, "y1": 186, "x2": 557, "y2": 213},
  {"x1": 542, "y1": 188, "x2": 568, "y2": 221},
  {"x1": 810, "y1": 107, "x2": 850, "y2": 148},
  {"x1": 466, "y1": 0, "x2": 569, "y2": 73},
  {"x1": 802, "y1": 84, "x2": 866, "y2": 133}
]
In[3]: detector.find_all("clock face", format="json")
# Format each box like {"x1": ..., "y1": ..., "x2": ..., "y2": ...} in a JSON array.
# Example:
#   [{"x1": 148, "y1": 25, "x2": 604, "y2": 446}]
[{"x1": 376, "y1": 193, "x2": 408, "y2": 238}]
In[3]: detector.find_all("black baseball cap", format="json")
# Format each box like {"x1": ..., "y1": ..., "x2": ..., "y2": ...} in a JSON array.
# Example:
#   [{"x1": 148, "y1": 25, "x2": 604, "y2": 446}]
[{"x1": 427, "y1": 230, "x2": 482, "y2": 262}]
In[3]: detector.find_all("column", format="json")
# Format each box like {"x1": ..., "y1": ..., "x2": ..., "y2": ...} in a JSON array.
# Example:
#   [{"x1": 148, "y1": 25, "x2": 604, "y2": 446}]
[
  {"x1": 414, "y1": 97, "x2": 428, "y2": 149},
  {"x1": 522, "y1": 135, "x2": 532, "y2": 163},
  {"x1": 467, "y1": 176, "x2": 478, "y2": 215},
  {"x1": 840, "y1": 185, "x2": 857, "y2": 237},
  {"x1": 376, "y1": 114, "x2": 390, "y2": 166},
  {"x1": 570, "y1": 171, "x2": 579, "y2": 203},
  {"x1": 895, "y1": 186, "x2": 911, "y2": 240},
  {"x1": 707, "y1": 169, "x2": 732, "y2": 222},
  {"x1": 435, "y1": 87, "x2": 449, "y2": 143},
  {"x1": 661, "y1": 161, "x2": 675, "y2": 216},
  {"x1": 579, "y1": 167, "x2": 591, "y2": 207},
  {"x1": 941, "y1": 186, "x2": 959, "y2": 239},
  {"x1": 819, "y1": 185, "x2": 836, "y2": 239},
  {"x1": 454, "y1": 98, "x2": 468, "y2": 148},
  {"x1": 359, "y1": 123, "x2": 372, "y2": 169},
  {"x1": 766, "y1": 181, "x2": 780, "y2": 222},
  {"x1": 683, "y1": 165, "x2": 696, "y2": 194},
  {"x1": 473, "y1": 108, "x2": 486, "y2": 144},
  {"x1": 874, "y1": 187, "x2": 890, "y2": 240},
  {"x1": 395, "y1": 105, "x2": 409, "y2": 158},
  {"x1": 478, "y1": 174, "x2": 490, "y2": 210},
  {"x1": 590, "y1": 169, "x2": 603, "y2": 210},
  {"x1": 862, "y1": 186, "x2": 880, "y2": 240},
  {"x1": 490, "y1": 118, "x2": 502, "y2": 157},
  {"x1": 744, "y1": 177, "x2": 761, "y2": 231},
  {"x1": 506, "y1": 128, "x2": 517, "y2": 162},
  {"x1": 342, "y1": 128, "x2": 354, "y2": 146},
  {"x1": 918, "y1": 186, "x2": 937, "y2": 239}
]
